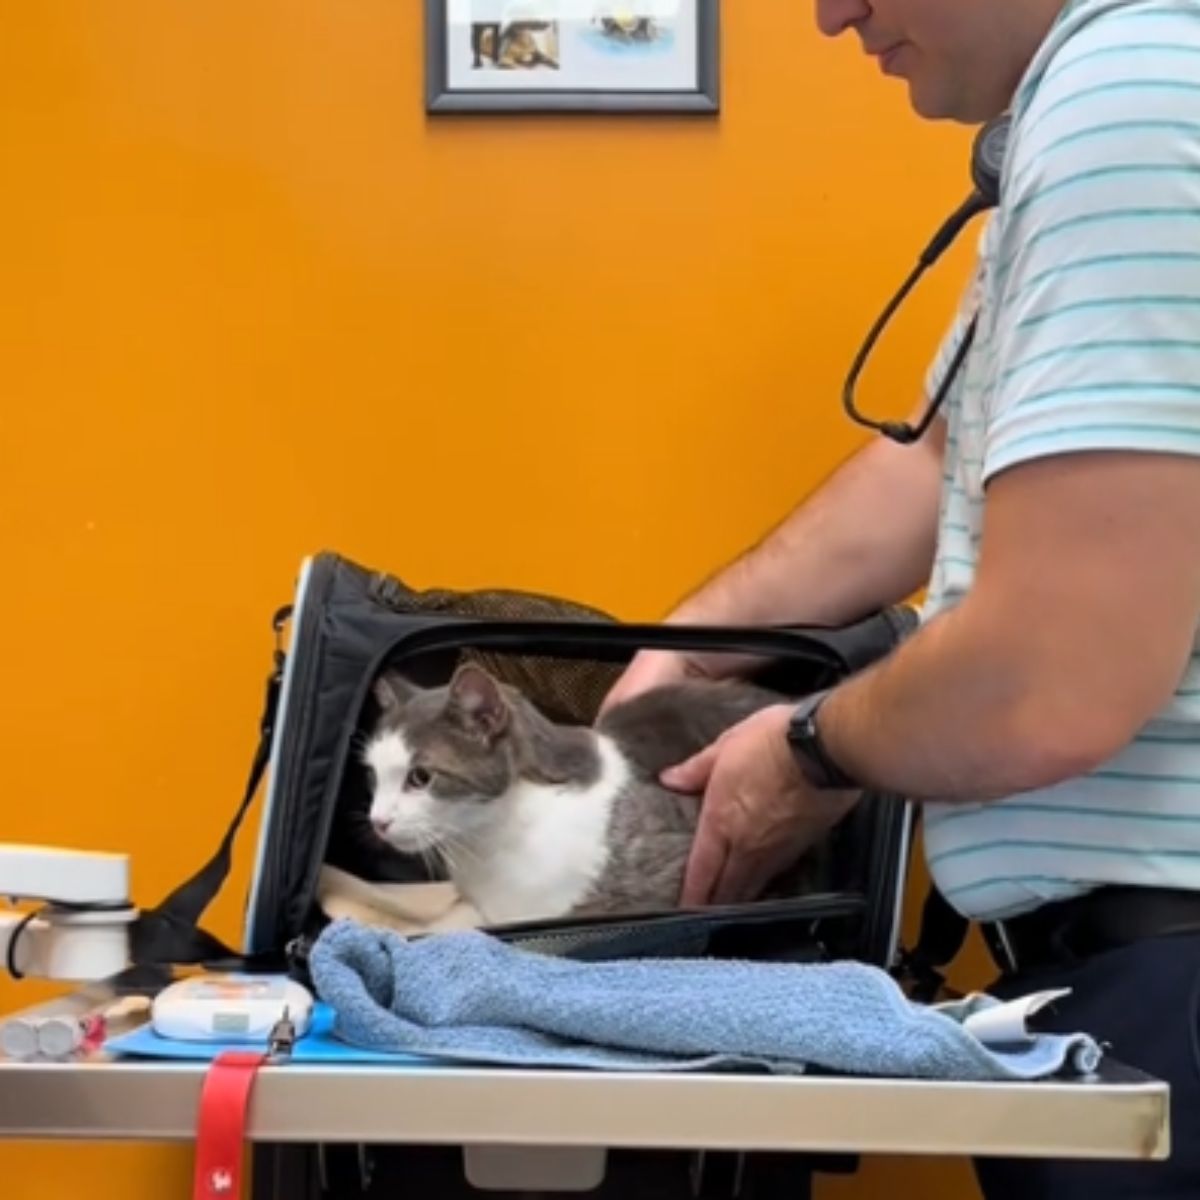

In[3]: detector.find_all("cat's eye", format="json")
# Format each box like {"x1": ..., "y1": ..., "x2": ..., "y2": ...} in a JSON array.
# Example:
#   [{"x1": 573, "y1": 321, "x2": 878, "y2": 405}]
[{"x1": 405, "y1": 767, "x2": 432, "y2": 790}]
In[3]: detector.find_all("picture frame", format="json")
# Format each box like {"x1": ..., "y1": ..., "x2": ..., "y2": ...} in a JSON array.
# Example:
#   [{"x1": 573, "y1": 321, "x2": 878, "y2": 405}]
[{"x1": 424, "y1": 1, "x2": 720, "y2": 114}]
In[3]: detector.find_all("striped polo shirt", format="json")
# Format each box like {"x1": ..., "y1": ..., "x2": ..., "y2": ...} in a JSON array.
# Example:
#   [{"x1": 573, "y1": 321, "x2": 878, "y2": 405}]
[{"x1": 920, "y1": 0, "x2": 1200, "y2": 921}]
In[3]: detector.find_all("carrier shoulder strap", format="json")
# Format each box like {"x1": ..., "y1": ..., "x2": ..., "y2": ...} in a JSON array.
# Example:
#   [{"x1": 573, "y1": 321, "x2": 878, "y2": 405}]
[
  {"x1": 129, "y1": 609, "x2": 291, "y2": 970},
  {"x1": 893, "y1": 883, "x2": 971, "y2": 1003}
]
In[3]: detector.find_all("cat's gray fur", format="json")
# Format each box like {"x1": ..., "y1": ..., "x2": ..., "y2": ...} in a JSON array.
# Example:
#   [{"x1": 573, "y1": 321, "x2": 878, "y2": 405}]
[{"x1": 364, "y1": 663, "x2": 830, "y2": 924}]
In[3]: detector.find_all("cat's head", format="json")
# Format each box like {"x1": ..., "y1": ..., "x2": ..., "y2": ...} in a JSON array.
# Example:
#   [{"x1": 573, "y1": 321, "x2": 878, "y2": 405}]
[{"x1": 362, "y1": 662, "x2": 593, "y2": 858}]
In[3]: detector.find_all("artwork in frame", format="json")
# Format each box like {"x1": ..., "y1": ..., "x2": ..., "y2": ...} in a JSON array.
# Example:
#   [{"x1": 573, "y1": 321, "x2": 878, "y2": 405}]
[{"x1": 425, "y1": 1, "x2": 720, "y2": 113}]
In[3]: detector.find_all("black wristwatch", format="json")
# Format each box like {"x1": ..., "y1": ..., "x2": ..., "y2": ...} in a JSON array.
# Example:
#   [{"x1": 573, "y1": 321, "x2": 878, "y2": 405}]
[{"x1": 786, "y1": 690, "x2": 858, "y2": 790}]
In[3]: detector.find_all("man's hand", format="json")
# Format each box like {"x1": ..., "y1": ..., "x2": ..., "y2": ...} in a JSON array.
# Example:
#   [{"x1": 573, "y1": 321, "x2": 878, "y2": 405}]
[{"x1": 660, "y1": 704, "x2": 861, "y2": 907}]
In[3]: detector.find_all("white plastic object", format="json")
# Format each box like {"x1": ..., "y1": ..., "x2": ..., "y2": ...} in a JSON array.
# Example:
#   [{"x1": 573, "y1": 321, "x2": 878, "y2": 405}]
[
  {"x1": 464, "y1": 1146, "x2": 609, "y2": 1192},
  {"x1": 0, "y1": 907, "x2": 137, "y2": 981},
  {"x1": 0, "y1": 843, "x2": 130, "y2": 905},
  {"x1": 962, "y1": 988, "x2": 1073, "y2": 1046},
  {"x1": 34, "y1": 1014, "x2": 84, "y2": 1058},
  {"x1": 0, "y1": 1017, "x2": 39, "y2": 1061},
  {"x1": 0, "y1": 843, "x2": 135, "y2": 982},
  {"x1": 151, "y1": 974, "x2": 314, "y2": 1043}
]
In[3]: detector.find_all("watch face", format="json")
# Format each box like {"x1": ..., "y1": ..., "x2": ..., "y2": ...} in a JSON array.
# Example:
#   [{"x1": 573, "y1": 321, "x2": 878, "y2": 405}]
[{"x1": 787, "y1": 715, "x2": 823, "y2": 774}]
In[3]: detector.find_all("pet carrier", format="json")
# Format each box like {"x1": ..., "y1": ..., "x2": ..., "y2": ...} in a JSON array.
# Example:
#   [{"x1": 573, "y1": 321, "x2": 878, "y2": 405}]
[{"x1": 130, "y1": 549, "x2": 927, "y2": 1199}]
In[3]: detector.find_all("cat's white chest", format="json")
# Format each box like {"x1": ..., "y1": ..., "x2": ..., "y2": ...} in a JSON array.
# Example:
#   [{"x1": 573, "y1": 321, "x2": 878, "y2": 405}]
[{"x1": 458, "y1": 738, "x2": 628, "y2": 925}]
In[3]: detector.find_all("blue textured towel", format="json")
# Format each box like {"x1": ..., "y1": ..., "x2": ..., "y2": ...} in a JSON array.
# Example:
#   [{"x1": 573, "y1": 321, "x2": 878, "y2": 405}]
[{"x1": 308, "y1": 920, "x2": 1102, "y2": 1080}]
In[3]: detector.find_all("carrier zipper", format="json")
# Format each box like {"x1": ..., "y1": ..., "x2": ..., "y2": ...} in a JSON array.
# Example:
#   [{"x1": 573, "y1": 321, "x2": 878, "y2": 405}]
[
  {"x1": 369, "y1": 573, "x2": 615, "y2": 625},
  {"x1": 493, "y1": 895, "x2": 866, "y2": 954},
  {"x1": 266, "y1": 1007, "x2": 298, "y2": 1061},
  {"x1": 491, "y1": 892, "x2": 865, "y2": 940}
]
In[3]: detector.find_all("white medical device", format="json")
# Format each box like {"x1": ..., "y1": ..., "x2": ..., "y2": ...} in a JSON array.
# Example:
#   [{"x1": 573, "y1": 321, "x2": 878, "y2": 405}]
[
  {"x1": 150, "y1": 973, "x2": 314, "y2": 1043},
  {"x1": 0, "y1": 843, "x2": 137, "y2": 982}
]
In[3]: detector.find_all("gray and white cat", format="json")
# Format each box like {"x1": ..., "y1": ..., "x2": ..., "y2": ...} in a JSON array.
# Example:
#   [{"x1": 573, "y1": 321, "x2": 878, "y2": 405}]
[{"x1": 363, "y1": 662, "x2": 827, "y2": 927}]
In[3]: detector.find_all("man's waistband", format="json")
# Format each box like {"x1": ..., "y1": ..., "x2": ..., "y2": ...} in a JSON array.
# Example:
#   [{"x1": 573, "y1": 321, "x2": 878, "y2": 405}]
[{"x1": 981, "y1": 884, "x2": 1200, "y2": 976}]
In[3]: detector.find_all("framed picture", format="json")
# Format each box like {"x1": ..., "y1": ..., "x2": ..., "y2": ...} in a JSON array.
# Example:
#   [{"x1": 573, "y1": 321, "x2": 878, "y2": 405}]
[{"x1": 425, "y1": 1, "x2": 720, "y2": 114}]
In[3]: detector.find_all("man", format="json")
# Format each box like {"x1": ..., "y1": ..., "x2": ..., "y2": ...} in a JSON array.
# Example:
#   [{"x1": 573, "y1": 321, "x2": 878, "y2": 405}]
[{"x1": 600, "y1": 0, "x2": 1200, "y2": 1194}]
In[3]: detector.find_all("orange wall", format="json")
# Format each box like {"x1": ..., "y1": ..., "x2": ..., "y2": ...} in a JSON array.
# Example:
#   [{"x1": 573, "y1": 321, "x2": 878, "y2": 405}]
[{"x1": 1, "y1": 2, "x2": 991, "y2": 1196}]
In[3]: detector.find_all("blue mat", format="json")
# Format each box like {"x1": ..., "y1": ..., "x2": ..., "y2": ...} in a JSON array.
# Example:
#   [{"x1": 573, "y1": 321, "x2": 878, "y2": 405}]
[{"x1": 105, "y1": 1000, "x2": 432, "y2": 1066}]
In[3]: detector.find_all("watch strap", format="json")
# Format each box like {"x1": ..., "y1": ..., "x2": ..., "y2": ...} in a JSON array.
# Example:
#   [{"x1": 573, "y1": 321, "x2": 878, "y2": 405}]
[{"x1": 788, "y1": 690, "x2": 858, "y2": 790}]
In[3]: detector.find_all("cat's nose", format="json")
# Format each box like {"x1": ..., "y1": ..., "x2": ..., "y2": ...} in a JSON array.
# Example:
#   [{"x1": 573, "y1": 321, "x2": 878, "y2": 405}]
[{"x1": 371, "y1": 815, "x2": 392, "y2": 835}]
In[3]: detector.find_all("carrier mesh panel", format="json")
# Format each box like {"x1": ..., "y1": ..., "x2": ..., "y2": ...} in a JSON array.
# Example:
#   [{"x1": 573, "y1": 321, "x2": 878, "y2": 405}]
[{"x1": 370, "y1": 573, "x2": 626, "y2": 723}]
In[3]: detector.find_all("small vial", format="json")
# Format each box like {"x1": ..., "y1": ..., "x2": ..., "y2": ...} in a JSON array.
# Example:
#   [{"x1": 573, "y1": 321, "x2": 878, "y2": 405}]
[
  {"x1": 0, "y1": 1017, "x2": 40, "y2": 1061},
  {"x1": 36, "y1": 1015, "x2": 83, "y2": 1059}
]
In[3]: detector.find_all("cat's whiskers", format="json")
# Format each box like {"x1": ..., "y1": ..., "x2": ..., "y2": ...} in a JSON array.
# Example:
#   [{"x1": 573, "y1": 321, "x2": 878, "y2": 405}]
[
  {"x1": 418, "y1": 841, "x2": 445, "y2": 879},
  {"x1": 439, "y1": 831, "x2": 486, "y2": 872},
  {"x1": 429, "y1": 836, "x2": 460, "y2": 880}
]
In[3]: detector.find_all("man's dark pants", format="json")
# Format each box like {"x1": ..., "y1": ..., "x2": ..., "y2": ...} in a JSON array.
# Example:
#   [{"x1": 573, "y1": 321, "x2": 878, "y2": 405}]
[{"x1": 973, "y1": 930, "x2": 1200, "y2": 1198}]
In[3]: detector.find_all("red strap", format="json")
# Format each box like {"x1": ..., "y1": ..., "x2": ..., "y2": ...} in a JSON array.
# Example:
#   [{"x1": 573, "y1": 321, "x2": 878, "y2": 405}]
[{"x1": 193, "y1": 1051, "x2": 268, "y2": 1200}]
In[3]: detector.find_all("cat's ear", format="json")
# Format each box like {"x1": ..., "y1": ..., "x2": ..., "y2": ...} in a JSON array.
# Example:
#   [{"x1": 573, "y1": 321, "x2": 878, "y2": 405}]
[
  {"x1": 373, "y1": 670, "x2": 414, "y2": 715},
  {"x1": 447, "y1": 664, "x2": 509, "y2": 742}
]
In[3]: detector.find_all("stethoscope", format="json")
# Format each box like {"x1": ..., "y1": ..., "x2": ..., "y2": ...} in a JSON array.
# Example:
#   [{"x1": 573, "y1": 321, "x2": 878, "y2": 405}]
[{"x1": 841, "y1": 113, "x2": 1011, "y2": 444}]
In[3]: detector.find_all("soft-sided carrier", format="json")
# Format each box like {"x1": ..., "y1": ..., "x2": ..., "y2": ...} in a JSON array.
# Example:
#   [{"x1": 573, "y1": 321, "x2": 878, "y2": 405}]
[
  {"x1": 133, "y1": 549, "x2": 919, "y2": 976},
  {"x1": 130, "y1": 549, "x2": 931, "y2": 1199}
]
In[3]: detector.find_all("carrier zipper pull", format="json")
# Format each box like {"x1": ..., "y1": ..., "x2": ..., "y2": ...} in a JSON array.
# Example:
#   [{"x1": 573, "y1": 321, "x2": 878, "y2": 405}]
[{"x1": 267, "y1": 1006, "x2": 297, "y2": 1061}]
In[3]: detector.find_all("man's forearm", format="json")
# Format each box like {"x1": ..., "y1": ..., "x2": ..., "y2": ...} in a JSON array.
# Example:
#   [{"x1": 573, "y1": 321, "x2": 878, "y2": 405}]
[
  {"x1": 665, "y1": 428, "x2": 945, "y2": 668},
  {"x1": 816, "y1": 450, "x2": 1200, "y2": 804},
  {"x1": 818, "y1": 595, "x2": 1136, "y2": 803}
]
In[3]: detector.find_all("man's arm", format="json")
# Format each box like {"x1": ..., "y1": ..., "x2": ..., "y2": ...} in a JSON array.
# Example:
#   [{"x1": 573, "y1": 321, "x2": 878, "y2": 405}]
[
  {"x1": 668, "y1": 417, "x2": 946, "y2": 631},
  {"x1": 600, "y1": 413, "x2": 947, "y2": 710},
  {"x1": 819, "y1": 450, "x2": 1200, "y2": 801},
  {"x1": 664, "y1": 449, "x2": 1200, "y2": 907}
]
